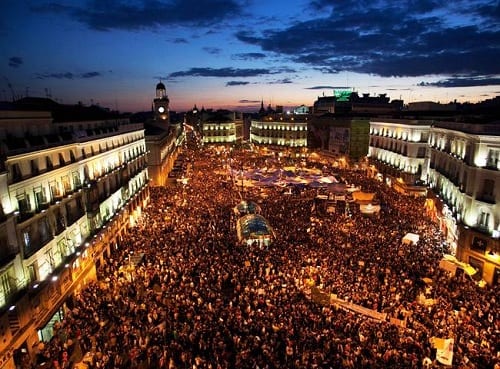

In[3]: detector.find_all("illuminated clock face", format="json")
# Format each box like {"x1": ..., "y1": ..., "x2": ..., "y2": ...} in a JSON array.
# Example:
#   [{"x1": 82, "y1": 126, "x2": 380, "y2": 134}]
[{"x1": 158, "y1": 106, "x2": 165, "y2": 113}]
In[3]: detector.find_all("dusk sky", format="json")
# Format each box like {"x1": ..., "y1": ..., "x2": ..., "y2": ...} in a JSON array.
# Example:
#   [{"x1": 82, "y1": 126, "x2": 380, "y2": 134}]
[{"x1": 1, "y1": 0, "x2": 500, "y2": 113}]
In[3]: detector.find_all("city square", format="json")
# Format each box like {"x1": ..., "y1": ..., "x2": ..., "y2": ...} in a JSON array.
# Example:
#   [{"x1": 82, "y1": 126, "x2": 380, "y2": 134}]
[
  {"x1": 30, "y1": 135, "x2": 498, "y2": 369},
  {"x1": 1, "y1": 2, "x2": 499, "y2": 366}
]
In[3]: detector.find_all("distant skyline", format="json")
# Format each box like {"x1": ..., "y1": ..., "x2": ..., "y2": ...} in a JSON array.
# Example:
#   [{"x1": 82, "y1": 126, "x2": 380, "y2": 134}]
[{"x1": 1, "y1": 0, "x2": 499, "y2": 113}]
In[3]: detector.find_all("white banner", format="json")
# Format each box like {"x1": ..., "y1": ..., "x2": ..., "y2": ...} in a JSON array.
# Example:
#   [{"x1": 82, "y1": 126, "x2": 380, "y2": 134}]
[{"x1": 436, "y1": 338, "x2": 454, "y2": 366}]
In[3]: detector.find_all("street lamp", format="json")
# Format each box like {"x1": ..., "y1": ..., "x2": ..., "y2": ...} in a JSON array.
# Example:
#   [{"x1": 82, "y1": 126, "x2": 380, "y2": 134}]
[{"x1": 240, "y1": 164, "x2": 244, "y2": 195}]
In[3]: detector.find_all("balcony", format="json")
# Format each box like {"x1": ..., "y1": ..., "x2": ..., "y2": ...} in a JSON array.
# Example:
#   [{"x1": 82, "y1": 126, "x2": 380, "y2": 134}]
[
  {"x1": 472, "y1": 224, "x2": 492, "y2": 236},
  {"x1": 484, "y1": 164, "x2": 499, "y2": 172},
  {"x1": 23, "y1": 235, "x2": 52, "y2": 259},
  {"x1": 16, "y1": 209, "x2": 35, "y2": 223},
  {"x1": 0, "y1": 277, "x2": 27, "y2": 311}
]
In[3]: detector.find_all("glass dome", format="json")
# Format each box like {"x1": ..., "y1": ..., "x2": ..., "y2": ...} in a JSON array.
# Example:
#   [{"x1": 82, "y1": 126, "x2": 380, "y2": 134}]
[
  {"x1": 234, "y1": 200, "x2": 261, "y2": 216},
  {"x1": 236, "y1": 214, "x2": 273, "y2": 246}
]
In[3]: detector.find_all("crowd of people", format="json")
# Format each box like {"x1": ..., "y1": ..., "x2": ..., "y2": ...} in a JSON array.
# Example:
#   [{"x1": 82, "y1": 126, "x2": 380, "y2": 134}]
[{"x1": 34, "y1": 137, "x2": 499, "y2": 369}]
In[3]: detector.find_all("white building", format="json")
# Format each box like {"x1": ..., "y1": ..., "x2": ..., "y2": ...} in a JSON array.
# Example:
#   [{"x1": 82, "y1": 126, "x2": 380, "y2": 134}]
[
  {"x1": 250, "y1": 116, "x2": 307, "y2": 147},
  {"x1": 0, "y1": 107, "x2": 149, "y2": 368},
  {"x1": 201, "y1": 111, "x2": 243, "y2": 145},
  {"x1": 368, "y1": 119, "x2": 431, "y2": 194},
  {"x1": 202, "y1": 121, "x2": 242, "y2": 144},
  {"x1": 368, "y1": 118, "x2": 499, "y2": 285},
  {"x1": 427, "y1": 122, "x2": 499, "y2": 285}
]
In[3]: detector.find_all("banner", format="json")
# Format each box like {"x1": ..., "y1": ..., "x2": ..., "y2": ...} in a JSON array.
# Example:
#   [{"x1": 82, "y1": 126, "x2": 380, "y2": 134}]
[{"x1": 431, "y1": 337, "x2": 454, "y2": 366}]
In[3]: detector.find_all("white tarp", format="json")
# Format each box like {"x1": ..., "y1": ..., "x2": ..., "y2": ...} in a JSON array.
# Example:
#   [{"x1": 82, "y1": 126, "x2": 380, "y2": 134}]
[
  {"x1": 359, "y1": 203, "x2": 380, "y2": 215},
  {"x1": 430, "y1": 337, "x2": 454, "y2": 366},
  {"x1": 402, "y1": 233, "x2": 420, "y2": 245}
]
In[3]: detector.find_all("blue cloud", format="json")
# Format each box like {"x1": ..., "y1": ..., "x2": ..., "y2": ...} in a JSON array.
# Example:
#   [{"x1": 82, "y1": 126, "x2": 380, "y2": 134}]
[
  {"x1": 226, "y1": 81, "x2": 250, "y2": 86},
  {"x1": 8, "y1": 56, "x2": 23, "y2": 68},
  {"x1": 33, "y1": 0, "x2": 244, "y2": 30},
  {"x1": 169, "y1": 67, "x2": 276, "y2": 78},
  {"x1": 236, "y1": 0, "x2": 500, "y2": 79}
]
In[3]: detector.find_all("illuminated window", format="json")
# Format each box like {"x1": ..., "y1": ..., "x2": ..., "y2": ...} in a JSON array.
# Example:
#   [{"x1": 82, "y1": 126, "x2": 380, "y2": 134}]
[
  {"x1": 486, "y1": 150, "x2": 499, "y2": 168},
  {"x1": 1, "y1": 272, "x2": 12, "y2": 297},
  {"x1": 478, "y1": 210, "x2": 490, "y2": 228}
]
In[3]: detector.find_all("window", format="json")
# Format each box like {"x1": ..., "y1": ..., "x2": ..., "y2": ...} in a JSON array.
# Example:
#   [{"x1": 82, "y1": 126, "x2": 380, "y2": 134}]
[
  {"x1": 482, "y1": 179, "x2": 494, "y2": 197},
  {"x1": 72, "y1": 171, "x2": 82, "y2": 188},
  {"x1": 417, "y1": 147, "x2": 426, "y2": 158},
  {"x1": 39, "y1": 217, "x2": 51, "y2": 244},
  {"x1": 22, "y1": 220, "x2": 49, "y2": 256},
  {"x1": 52, "y1": 208, "x2": 66, "y2": 235},
  {"x1": 61, "y1": 175, "x2": 71, "y2": 194},
  {"x1": 33, "y1": 186, "x2": 48, "y2": 211},
  {"x1": 471, "y1": 236, "x2": 487, "y2": 252},
  {"x1": 46, "y1": 156, "x2": 53, "y2": 170},
  {"x1": 486, "y1": 150, "x2": 499, "y2": 168},
  {"x1": 57, "y1": 238, "x2": 68, "y2": 259},
  {"x1": 0, "y1": 273, "x2": 12, "y2": 297},
  {"x1": 58, "y1": 153, "x2": 65, "y2": 167},
  {"x1": 11, "y1": 163, "x2": 22, "y2": 182},
  {"x1": 460, "y1": 172, "x2": 468, "y2": 192},
  {"x1": 45, "y1": 250, "x2": 55, "y2": 272},
  {"x1": 30, "y1": 159, "x2": 39, "y2": 175},
  {"x1": 27, "y1": 263, "x2": 37, "y2": 283},
  {"x1": 49, "y1": 180, "x2": 61, "y2": 201},
  {"x1": 22, "y1": 229, "x2": 30, "y2": 250},
  {"x1": 16, "y1": 192, "x2": 31, "y2": 214},
  {"x1": 478, "y1": 210, "x2": 490, "y2": 228}
]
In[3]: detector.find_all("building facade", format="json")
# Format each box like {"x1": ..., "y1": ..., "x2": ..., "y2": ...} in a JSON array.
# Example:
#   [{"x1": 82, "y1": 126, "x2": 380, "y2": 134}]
[
  {"x1": 201, "y1": 111, "x2": 244, "y2": 145},
  {"x1": 145, "y1": 125, "x2": 184, "y2": 186},
  {"x1": 368, "y1": 119, "x2": 431, "y2": 194},
  {"x1": 250, "y1": 116, "x2": 307, "y2": 148},
  {"x1": 426, "y1": 122, "x2": 499, "y2": 285},
  {"x1": 368, "y1": 118, "x2": 499, "y2": 285},
  {"x1": 309, "y1": 116, "x2": 370, "y2": 162},
  {"x1": 0, "y1": 108, "x2": 149, "y2": 368}
]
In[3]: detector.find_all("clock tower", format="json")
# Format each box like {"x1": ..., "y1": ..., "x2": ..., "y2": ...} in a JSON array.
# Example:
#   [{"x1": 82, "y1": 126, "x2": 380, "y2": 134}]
[{"x1": 153, "y1": 81, "x2": 169, "y2": 123}]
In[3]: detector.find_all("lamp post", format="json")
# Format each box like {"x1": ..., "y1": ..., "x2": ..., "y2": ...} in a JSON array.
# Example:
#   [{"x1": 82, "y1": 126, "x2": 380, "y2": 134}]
[{"x1": 240, "y1": 163, "x2": 244, "y2": 196}]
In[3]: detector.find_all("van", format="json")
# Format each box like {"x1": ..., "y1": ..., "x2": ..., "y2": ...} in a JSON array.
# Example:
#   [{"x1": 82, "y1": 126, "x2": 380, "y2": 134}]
[{"x1": 439, "y1": 254, "x2": 487, "y2": 288}]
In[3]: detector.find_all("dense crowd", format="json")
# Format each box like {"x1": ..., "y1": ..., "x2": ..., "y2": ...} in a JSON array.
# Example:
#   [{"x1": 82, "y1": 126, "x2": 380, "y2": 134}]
[{"x1": 34, "y1": 138, "x2": 499, "y2": 369}]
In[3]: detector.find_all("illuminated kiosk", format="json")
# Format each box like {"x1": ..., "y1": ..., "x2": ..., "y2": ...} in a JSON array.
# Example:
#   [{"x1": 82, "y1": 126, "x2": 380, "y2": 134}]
[
  {"x1": 234, "y1": 200, "x2": 261, "y2": 217},
  {"x1": 237, "y1": 214, "x2": 274, "y2": 246}
]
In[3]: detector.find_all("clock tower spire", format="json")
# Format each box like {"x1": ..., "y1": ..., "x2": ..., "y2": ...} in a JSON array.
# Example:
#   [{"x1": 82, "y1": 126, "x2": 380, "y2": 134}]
[{"x1": 153, "y1": 80, "x2": 169, "y2": 124}]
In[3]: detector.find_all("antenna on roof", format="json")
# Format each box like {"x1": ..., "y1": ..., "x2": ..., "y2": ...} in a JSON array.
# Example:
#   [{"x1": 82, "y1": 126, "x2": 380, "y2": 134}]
[{"x1": 3, "y1": 77, "x2": 15, "y2": 101}]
